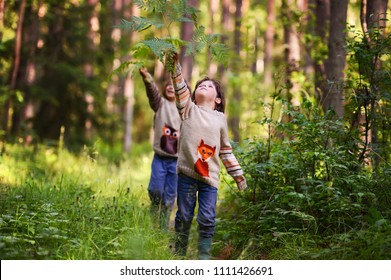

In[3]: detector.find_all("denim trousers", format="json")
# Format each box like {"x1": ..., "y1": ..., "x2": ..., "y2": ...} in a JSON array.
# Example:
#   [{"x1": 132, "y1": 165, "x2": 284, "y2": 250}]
[
  {"x1": 148, "y1": 154, "x2": 178, "y2": 208},
  {"x1": 175, "y1": 173, "x2": 218, "y2": 238}
]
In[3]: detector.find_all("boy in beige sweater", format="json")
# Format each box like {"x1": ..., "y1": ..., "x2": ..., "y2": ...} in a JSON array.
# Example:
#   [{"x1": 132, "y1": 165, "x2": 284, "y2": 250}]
[
  {"x1": 139, "y1": 67, "x2": 181, "y2": 231},
  {"x1": 166, "y1": 53, "x2": 247, "y2": 259}
]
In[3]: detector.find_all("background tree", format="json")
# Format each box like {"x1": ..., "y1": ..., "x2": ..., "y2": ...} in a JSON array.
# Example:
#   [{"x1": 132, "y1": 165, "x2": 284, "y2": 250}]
[
  {"x1": 2, "y1": 0, "x2": 25, "y2": 143},
  {"x1": 263, "y1": 0, "x2": 275, "y2": 86},
  {"x1": 322, "y1": 0, "x2": 348, "y2": 118},
  {"x1": 0, "y1": 0, "x2": 4, "y2": 40},
  {"x1": 180, "y1": 0, "x2": 198, "y2": 84},
  {"x1": 350, "y1": 0, "x2": 390, "y2": 164},
  {"x1": 310, "y1": 0, "x2": 329, "y2": 106},
  {"x1": 0, "y1": 0, "x2": 390, "y2": 155},
  {"x1": 281, "y1": 0, "x2": 302, "y2": 108},
  {"x1": 229, "y1": 0, "x2": 244, "y2": 142}
]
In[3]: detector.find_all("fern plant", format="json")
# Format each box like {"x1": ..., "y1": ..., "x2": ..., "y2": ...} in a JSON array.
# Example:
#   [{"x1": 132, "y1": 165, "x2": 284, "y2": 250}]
[{"x1": 115, "y1": 0, "x2": 229, "y2": 73}]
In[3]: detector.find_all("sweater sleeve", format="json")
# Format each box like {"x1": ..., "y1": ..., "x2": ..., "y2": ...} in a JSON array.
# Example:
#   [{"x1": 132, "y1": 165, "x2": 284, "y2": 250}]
[
  {"x1": 171, "y1": 63, "x2": 190, "y2": 117},
  {"x1": 142, "y1": 73, "x2": 161, "y2": 112},
  {"x1": 219, "y1": 119, "x2": 247, "y2": 190}
]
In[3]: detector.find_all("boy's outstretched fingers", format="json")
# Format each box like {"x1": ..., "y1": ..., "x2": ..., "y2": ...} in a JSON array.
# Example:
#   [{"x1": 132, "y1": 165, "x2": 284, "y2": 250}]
[
  {"x1": 139, "y1": 67, "x2": 153, "y2": 83},
  {"x1": 165, "y1": 50, "x2": 179, "y2": 73},
  {"x1": 139, "y1": 67, "x2": 147, "y2": 77},
  {"x1": 235, "y1": 176, "x2": 247, "y2": 191}
]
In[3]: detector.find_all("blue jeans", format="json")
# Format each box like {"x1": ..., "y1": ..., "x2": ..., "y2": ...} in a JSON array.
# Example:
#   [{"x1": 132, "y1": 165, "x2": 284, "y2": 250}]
[
  {"x1": 175, "y1": 174, "x2": 217, "y2": 238},
  {"x1": 148, "y1": 154, "x2": 178, "y2": 208}
]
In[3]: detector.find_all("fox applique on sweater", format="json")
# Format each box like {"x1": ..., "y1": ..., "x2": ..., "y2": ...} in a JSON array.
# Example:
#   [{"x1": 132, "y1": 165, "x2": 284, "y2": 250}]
[{"x1": 194, "y1": 140, "x2": 216, "y2": 177}]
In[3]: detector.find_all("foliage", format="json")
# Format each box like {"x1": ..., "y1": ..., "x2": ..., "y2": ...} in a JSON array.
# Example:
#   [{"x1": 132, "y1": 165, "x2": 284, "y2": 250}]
[
  {"x1": 214, "y1": 21, "x2": 391, "y2": 260},
  {"x1": 344, "y1": 24, "x2": 391, "y2": 164},
  {"x1": 115, "y1": 0, "x2": 229, "y2": 74},
  {"x1": 215, "y1": 98, "x2": 391, "y2": 260},
  {"x1": 0, "y1": 144, "x2": 173, "y2": 260}
]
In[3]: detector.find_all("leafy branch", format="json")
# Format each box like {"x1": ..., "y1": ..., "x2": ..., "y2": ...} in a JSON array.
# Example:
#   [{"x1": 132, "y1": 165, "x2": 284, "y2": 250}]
[{"x1": 114, "y1": 0, "x2": 229, "y2": 74}]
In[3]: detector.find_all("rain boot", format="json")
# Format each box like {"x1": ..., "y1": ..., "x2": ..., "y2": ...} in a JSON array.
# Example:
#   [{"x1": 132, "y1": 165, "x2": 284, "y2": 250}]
[
  {"x1": 175, "y1": 231, "x2": 189, "y2": 257},
  {"x1": 160, "y1": 206, "x2": 171, "y2": 232},
  {"x1": 198, "y1": 236, "x2": 213, "y2": 260},
  {"x1": 149, "y1": 203, "x2": 159, "y2": 224}
]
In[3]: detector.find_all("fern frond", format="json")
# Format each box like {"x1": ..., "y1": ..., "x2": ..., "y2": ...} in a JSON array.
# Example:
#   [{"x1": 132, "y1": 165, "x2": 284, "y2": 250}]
[
  {"x1": 115, "y1": 17, "x2": 163, "y2": 32},
  {"x1": 131, "y1": 43, "x2": 153, "y2": 59},
  {"x1": 188, "y1": 26, "x2": 228, "y2": 64},
  {"x1": 209, "y1": 43, "x2": 229, "y2": 65},
  {"x1": 185, "y1": 41, "x2": 205, "y2": 57},
  {"x1": 134, "y1": 0, "x2": 167, "y2": 13},
  {"x1": 173, "y1": 0, "x2": 199, "y2": 25},
  {"x1": 120, "y1": 1, "x2": 228, "y2": 69},
  {"x1": 142, "y1": 38, "x2": 177, "y2": 62},
  {"x1": 162, "y1": 37, "x2": 187, "y2": 49},
  {"x1": 110, "y1": 61, "x2": 145, "y2": 79},
  {"x1": 193, "y1": 26, "x2": 220, "y2": 45}
]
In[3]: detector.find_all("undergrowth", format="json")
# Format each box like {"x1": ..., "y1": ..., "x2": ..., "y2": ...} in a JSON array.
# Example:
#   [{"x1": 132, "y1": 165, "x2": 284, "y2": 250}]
[
  {"x1": 0, "y1": 144, "x2": 174, "y2": 260},
  {"x1": 215, "y1": 99, "x2": 391, "y2": 260}
]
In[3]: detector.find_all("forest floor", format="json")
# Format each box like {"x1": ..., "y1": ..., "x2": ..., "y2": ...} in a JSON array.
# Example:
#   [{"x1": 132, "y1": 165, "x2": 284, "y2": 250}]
[{"x1": 0, "y1": 143, "x2": 229, "y2": 260}]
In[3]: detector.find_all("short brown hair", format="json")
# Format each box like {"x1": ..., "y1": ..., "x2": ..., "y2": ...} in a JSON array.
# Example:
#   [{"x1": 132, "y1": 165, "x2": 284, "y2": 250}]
[{"x1": 192, "y1": 77, "x2": 225, "y2": 113}]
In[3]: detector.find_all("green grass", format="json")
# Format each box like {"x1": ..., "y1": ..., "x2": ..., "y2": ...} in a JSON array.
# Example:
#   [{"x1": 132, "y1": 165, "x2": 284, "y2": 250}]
[{"x1": 0, "y1": 143, "x2": 175, "y2": 260}]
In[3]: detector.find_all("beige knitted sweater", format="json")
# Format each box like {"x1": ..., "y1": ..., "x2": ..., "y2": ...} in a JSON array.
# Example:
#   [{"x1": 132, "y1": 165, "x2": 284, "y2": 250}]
[
  {"x1": 171, "y1": 64, "x2": 247, "y2": 190},
  {"x1": 142, "y1": 73, "x2": 181, "y2": 158}
]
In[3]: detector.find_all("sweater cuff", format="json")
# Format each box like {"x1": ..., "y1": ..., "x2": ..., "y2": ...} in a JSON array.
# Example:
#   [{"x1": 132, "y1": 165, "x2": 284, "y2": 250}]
[
  {"x1": 143, "y1": 72, "x2": 154, "y2": 84},
  {"x1": 172, "y1": 63, "x2": 182, "y2": 78},
  {"x1": 234, "y1": 175, "x2": 247, "y2": 191}
]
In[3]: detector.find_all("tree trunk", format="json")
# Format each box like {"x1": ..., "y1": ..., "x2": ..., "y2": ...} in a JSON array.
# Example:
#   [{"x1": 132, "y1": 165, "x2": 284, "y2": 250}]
[
  {"x1": 106, "y1": 0, "x2": 123, "y2": 116},
  {"x1": 34, "y1": 2, "x2": 66, "y2": 140},
  {"x1": 123, "y1": 1, "x2": 137, "y2": 153},
  {"x1": 217, "y1": 0, "x2": 233, "y2": 84},
  {"x1": 2, "y1": 0, "x2": 26, "y2": 141},
  {"x1": 313, "y1": 0, "x2": 330, "y2": 104},
  {"x1": 282, "y1": 0, "x2": 301, "y2": 107},
  {"x1": 322, "y1": 0, "x2": 348, "y2": 118},
  {"x1": 180, "y1": 0, "x2": 198, "y2": 85},
  {"x1": 84, "y1": 0, "x2": 99, "y2": 141},
  {"x1": 0, "y1": 0, "x2": 4, "y2": 41},
  {"x1": 230, "y1": 0, "x2": 243, "y2": 143},
  {"x1": 357, "y1": 0, "x2": 389, "y2": 164},
  {"x1": 263, "y1": 0, "x2": 275, "y2": 86},
  {"x1": 208, "y1": 0, "x2": 219, "y2": 76},
  {"x1": 16, "y1": 1, "x2": 40, "y2": 144},
  {"x1": 365, "y1": 0, "x2": 389, "y2": 30}
]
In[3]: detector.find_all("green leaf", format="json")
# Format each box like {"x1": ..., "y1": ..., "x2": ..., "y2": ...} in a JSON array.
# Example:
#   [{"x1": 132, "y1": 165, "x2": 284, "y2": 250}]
[
  {"x1": 114, "y1": 17, "x2": 163, "y2": 32},
  {"x1": 133, "y1": 0, "x2": 166, "y2": 13},
  {"x1": 142, "y1": 38, "x2": 176, "y2": 61},
  {"x1": 209, "y1": 43, "x2": 229, "y2": 65}
]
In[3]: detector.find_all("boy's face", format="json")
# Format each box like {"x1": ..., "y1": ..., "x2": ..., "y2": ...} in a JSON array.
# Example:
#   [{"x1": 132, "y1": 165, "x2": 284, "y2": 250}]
[
  {"x1": 194, "y1": 80, "x2": 218, "y2": 105},
  {"x1": 165, "y1": 83, "x2": 175, "y2": 101}
]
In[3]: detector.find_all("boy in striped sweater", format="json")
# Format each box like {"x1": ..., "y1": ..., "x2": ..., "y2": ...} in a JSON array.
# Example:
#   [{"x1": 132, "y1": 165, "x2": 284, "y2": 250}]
[
  {"x1": 139, "y1": 67, "x2": 181, "y2": 231},
  {"x1": 166, "y1": 52, "x2": 247, "y2": 260}
]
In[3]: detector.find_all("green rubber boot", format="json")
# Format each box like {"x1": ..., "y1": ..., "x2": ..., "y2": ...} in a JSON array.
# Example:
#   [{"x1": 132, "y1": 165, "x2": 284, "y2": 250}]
[
  {"x1": 160, "y1": 206, "x2": 171, "y2": 232},
  {"x1": 175, "y1": 232, "x2": 189, "y2": 258},
  {"x1": 198, "y1": 236, "x2": 213, "y2": 260}
]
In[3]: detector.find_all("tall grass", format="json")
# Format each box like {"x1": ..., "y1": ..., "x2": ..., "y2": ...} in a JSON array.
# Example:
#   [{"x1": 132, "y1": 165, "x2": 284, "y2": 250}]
[{"x1": 0, "y1": 143, "x2": 175, "y2": 260}]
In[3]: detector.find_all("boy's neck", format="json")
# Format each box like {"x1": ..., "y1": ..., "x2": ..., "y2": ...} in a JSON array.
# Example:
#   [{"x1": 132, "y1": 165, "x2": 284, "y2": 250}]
[{"x1": 196, "y1": 100, "x2": 215, "y2": 111}]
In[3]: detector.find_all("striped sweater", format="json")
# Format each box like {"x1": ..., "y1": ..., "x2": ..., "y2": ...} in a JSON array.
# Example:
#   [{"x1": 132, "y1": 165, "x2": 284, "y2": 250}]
[
  {"x1": 171, "y1": 64, "x2": 247, "y2": 190},
  {"x1": 142, "y1": 73, "x2": 181, "y2": 158}
]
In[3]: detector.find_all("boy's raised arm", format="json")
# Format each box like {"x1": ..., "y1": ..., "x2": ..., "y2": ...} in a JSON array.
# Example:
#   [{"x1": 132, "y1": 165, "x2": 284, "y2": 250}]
[
  {"x1": 139, "y1": 67, "x2": 161, "y2": 112},
  {"x1": 165, "y1": 52, "x2": 191, "y2": 116}
]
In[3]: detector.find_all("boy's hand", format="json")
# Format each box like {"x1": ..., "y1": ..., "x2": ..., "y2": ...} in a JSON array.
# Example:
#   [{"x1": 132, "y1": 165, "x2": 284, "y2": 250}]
[
  {"x1": 139, "y1": 67, "x2": 153, "y2": 83},
  {"x1": 165, "y1": 50, "x2": 179, "y2": 74},
  {"x1": 234, "y1": 175, "x2": 247, "y2": 191}
]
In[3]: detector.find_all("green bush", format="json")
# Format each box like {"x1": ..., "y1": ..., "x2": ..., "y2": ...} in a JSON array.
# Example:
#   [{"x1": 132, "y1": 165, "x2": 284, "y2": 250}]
[{"x1": 216, "y1": 100, "x2": 391, "y2": 259}]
